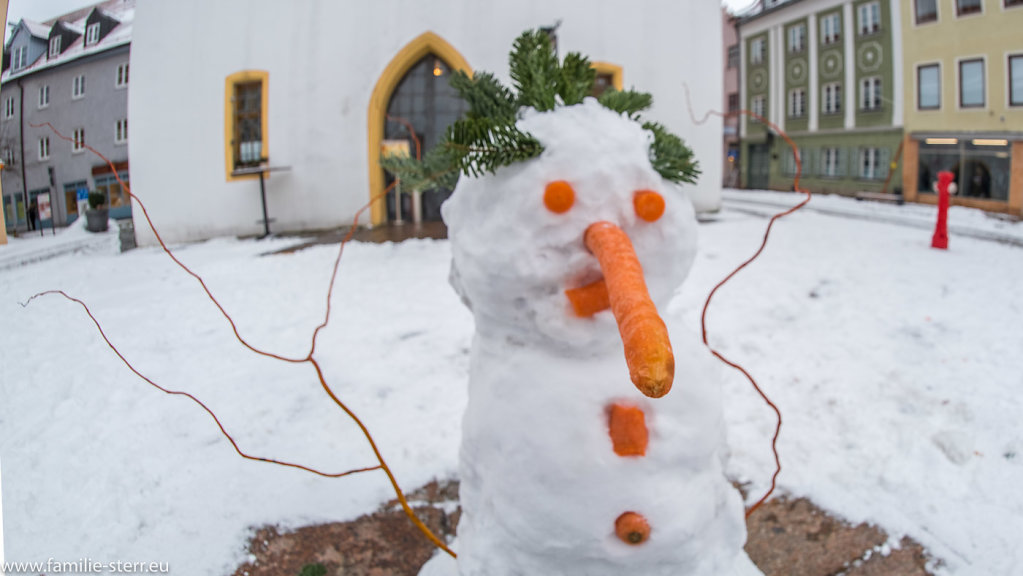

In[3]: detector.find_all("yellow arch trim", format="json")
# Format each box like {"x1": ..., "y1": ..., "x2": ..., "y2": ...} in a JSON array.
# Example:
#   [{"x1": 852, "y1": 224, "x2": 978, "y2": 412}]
[
  {"x1": 224, "y1": 70, "x2": 269, "y2": 182},
  {"x1": 591, "y1": 61, "x2": 624, "y2": 91},
  {"x1": 367, "y1": 31, "x2": 472, "y2": 226}
]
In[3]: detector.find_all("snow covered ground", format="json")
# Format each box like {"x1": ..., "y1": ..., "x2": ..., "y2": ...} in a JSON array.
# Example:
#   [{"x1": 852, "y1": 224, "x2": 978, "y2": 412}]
[{"x1": 1, "y1": 190, "x2": 1020, "y2": 575}]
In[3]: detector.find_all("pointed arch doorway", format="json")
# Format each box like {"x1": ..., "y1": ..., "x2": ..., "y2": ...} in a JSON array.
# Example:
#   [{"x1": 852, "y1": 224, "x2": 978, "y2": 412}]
[{"x1": 367, "y1": 32, "x2": 472, "y2": 227}]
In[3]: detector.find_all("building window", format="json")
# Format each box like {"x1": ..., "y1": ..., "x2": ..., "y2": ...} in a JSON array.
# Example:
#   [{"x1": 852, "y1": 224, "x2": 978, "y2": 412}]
[
  {"x1": 2, "y1": 147, "x2": 15, "y2": 166},
  {"x1": 86, "y1": 22, "x2": 100, "y2": 45},
  {"x1": 860, "y1": 77, "x2": 882, "y2": 110},
  {"x1": 12, "y1": 45, "x2": 29, "y2": 71},
  {"x1": 823, "y1": 82, "x2": 843, "y2": 114},
  {"x1": 959, "y1": 58, "x2": 985, "y2": 108},
  {"x1": 728, "y1": 92, "x2": 739, "y2": 113},
  {"x1": 789, "y1": 88, "x2": 806, "y2": 117},
  {"x1": 49, "y1": 36, "x2": 62, "y2": 58},
  {"x1": 115, "y1": 119, "x2": 128, "y2": 144},
  {"x1": 820, "y1": 13, "x2": 841, "y2": 44},
  {"x1": 38, "y1": 137, "x2": 50, "y2": 161},
  {"x1": 788, "y1": 24, "x2": 806, "y2": 53},
  {"x1": 859, "y1": 147, "x2": 886, "y2": 180},
  {"x1": 72, "y1": 75, "x2": 86, "y2": 99},
  {"x1": 94, "y1": 172, "x2": 131, "y2": 210},
  {"x1": 821, "y1": 148, "x2": 843, "y2": 177},
  {"x1": 72, "y1": 128, "x2": 86, "y2": 153},
  {"x1": 116, "y1": 63, "x2": 129, "y2": 88},
  {"x1": 915, "y1": 0, "x2": 938, "y2": 23},
  {"x1": 225, "y1": 70, "x2": 269, "y2": 179},
  {"x1": 751, "y1": 95, "x2": 766, "y2": 120},
  {"x1": 783, "y1": 146, "x2": 806, "y2": 176},
  {"x1": 1009, "y1": 55, "x2": 1023, "y2": 106},
  {"x1": 3, "y1": 97, "x2": 14, "y2": 119},
  {"x1": 956, "y1": 0, "x2": 982, "y2": 16},
  {"x1": 750, "y1": 37, "x2": 765, "y2": 65},
  {"x1": 38, "y1": 85, "x2": 50, "y2": 108},
  {"x1": 858, "y1": 1, "x2": 881, "y2": 35},
  {"x1": 727, "y1": 45, "x2": 739, "y2": 69},
  {"x1": 917, "y1": 64, "x2": 941, "y2": 109}
]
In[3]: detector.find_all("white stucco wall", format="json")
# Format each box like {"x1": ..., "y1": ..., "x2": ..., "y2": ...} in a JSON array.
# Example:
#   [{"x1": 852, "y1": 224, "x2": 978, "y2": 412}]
[{"x1": 129, "y1": 0, "x2": 722, "y2": 245}]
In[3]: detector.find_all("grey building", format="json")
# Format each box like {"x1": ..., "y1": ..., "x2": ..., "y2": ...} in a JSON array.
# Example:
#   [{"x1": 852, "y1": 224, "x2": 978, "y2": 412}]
[{"x1": 2, "y1": 0, "x2": 133, "y2": 233}]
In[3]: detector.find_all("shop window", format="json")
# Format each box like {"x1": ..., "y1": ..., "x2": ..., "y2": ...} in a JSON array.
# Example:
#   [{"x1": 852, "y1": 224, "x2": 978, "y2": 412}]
[
  {"x1": 918, "y1": 64, "x2": 940, "y2": 109},
  {"x1": 918, "y1": 139, "x2": 1011, "y2": 201},
  {"x1": 94, "y1": 173, "x2": 131, "y2": 210},
  {"x1": 959, "y1": 59, "x2": 985, "y2": 108}
]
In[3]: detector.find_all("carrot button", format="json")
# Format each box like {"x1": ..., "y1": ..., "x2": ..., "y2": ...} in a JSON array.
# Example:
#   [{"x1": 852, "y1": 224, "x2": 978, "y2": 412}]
[
  {"x1": 544, "y1": 180, "x2": 575, "y2": 213},
  {"x1": 608, "y1": 403, "x2": 648, "y2": 457},
  {"x1": 615, "y1": 511, "x2": 651, "y2": 545},
  {"x1": 633, "y1": 190, "x2": 665, "y2": 222}
]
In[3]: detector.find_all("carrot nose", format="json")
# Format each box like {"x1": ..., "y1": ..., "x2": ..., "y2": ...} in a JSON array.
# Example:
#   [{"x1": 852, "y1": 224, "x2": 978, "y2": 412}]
[{"x1": 582, "y1": 222, "x2": 674, "y2": 398}]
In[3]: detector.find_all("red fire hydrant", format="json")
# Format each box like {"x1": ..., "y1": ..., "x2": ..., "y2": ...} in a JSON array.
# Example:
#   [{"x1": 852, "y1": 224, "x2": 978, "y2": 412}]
[{"x1": 931, "y1": 171, "x2": 955, "y2": 250}]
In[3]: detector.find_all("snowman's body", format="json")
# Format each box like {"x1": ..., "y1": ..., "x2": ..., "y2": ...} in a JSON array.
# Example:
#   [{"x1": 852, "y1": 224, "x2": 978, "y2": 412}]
[{"x1": 424, "y1": 99, "x2": 759, "y2": 575}]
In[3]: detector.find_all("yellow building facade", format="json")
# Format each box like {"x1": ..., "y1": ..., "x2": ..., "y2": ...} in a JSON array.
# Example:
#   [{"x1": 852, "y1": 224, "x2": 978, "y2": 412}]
[{"x1": 901, "y1": 0, "x2": 1023, "y2": 215}]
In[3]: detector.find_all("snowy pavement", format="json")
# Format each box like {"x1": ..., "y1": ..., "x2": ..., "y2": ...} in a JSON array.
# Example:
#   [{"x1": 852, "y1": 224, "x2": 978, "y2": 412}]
[
  {"x1": 0, "y1": 219, "x2": 120, "y2": 271},
  {"x1": 1, "y1": 192, "x2": 1021, "y2": 575}
]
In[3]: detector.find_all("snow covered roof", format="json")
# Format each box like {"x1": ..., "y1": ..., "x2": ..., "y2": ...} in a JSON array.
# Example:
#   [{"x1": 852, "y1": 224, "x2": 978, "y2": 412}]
[
  {"x1": 2, "y1": 0, "x2": 135, "y2": 83},
  {"x1": 22, "y1": 19, "x2": 53, "y2": 39}
]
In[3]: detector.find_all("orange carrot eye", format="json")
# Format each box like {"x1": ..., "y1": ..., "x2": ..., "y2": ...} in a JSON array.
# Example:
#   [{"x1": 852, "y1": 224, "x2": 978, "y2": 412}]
[
  {"x1": 544, "y1": 180, "x2": 575, "y2": 214},
  {"x1": 633, "y1": 190, "x2": 665, "y2": 222}
]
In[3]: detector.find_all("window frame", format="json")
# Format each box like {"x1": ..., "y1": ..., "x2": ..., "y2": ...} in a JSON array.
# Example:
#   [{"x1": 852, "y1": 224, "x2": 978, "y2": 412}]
[
  {"x1": 915, "y1": 0, "x2": 939, "y2": 24},
  {"x1": 788, "y1": 24, "x2": 806, "y2": 54},
  {"x1": 857, "y1": 1, "x2": 882, "y2": 35},
  {"x1": 860, "y1": 76, "x2": 883, "y2": 111},
  {"x1": 115, "y1": 118, "x2": 128, "y2": 144},
  {"x1": 823, "y1": 82, "x2": 843, "y2": 114},
  {"x1": 86, "y1": 22, "x2": 101, "y2": 45},
  {"x1": 859, "y1": 147, "x2": 881, "y2": 180},
  {"x1": 13, "y1": 45, "x2": 29, "y2": 71},
  {"x1": 116, "y1": 63, "x2": 129, "y2": 88},
  {"x1": 751, "y1": 94, "x2": 766, "y2": 121},
  {"x1": 821, "y1": 147, "x2": 843, "y2": 178},
  {"x1": 820, "y1": 13, "x2": 841, "y2": 45},
  {"x1": 38, "y1": 137, "x2": 50, "y2": 161},
  {"x1": 958, "y1": 57, "x2": 986, "y2": 108},
  {"x1": 49, "y1": 35, "x2": 62, "y2": 58},
  {"x1": 750, "y1": 37, "x2": 765, "y2": 65},
  {"x1": 3, "y1": 97, "x2": 14, "y2": 119},
  {"x1": 1009, "y1": 54, "x2": 1023, "y2": 107},
  {"x1": 917, "y1": 63, "x2": 941, "y2": 110},
  {"x1": 38, "y1": 84, "x2": 50, "y2": 109},
  {"x1": 72, "y1": 128, "x2": 86, "y2": 153},
  {"x1": 788, "y1": 88, "x2": 807, "y2": 118},
  {"x1": 727, "y1": 45, "x2": 739, "y2": 69},
  {"x1": 72, "y1": 74, "x2": 86, "y2": 99},
  {"x1": 956, "y1": 0, "x2": 983, "y2": 17},
  {"x1": 224, "y1": 70, "x2": 270, "y2": 181}
]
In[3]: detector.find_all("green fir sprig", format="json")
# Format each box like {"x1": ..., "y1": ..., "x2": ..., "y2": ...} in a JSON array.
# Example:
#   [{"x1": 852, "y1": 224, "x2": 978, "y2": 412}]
[{"x1": 381, "y1": 29, "x2": 700, "y2": 189}]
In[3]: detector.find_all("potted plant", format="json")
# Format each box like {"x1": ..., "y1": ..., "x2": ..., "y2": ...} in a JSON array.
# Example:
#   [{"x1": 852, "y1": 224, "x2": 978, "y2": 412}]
[{"x1": 85, "y1": 191, "x2": 109, "y2": 232}]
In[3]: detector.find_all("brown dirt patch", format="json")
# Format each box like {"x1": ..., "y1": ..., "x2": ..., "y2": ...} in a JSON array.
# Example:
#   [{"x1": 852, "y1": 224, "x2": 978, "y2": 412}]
[{"x1": 230, "y1": 480, "x2": 933, "y2": 576}]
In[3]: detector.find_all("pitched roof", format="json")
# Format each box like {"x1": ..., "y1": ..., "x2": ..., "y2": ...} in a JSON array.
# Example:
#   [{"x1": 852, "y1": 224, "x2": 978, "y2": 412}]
[
  {"x1": 22, "y1": 19, "x2": 53, "y2": 39},
  {"x1": 3, "y1": 0, "x2": 135, "y2": 83}
]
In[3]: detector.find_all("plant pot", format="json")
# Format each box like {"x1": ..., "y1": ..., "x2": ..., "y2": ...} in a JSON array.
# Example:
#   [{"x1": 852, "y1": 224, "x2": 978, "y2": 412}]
[{"x1": 85, "y1": 208, "x2": 109, "y2": 232}]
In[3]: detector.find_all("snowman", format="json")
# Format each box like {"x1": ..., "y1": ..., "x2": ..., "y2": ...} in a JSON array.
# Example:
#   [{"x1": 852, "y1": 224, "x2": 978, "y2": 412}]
[{"x1": 410, "y1": 31, "x2": 760, "y2": 576}]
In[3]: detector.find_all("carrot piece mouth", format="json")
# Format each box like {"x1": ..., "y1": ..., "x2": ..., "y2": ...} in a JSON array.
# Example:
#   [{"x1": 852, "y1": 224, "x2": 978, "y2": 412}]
[{"x1": 580, "y1": 222, "x2": 674, "y2": 398}]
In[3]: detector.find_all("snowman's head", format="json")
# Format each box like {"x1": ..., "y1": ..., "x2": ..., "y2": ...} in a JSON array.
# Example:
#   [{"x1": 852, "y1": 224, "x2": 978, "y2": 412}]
[{"x1": 443, "y1": 99, "x2": 698, "y2": 393}]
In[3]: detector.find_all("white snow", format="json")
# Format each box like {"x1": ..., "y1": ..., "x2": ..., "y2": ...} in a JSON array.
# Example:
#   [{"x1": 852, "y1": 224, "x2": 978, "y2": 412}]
[{"x1": 0, "y1": 190, "x2": 1021, "y2": 575}]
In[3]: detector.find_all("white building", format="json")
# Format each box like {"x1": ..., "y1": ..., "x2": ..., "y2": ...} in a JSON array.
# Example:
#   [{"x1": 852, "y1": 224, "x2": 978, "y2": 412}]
[{"x1": 129, "y1": 0, "x2": 723, "y2": 245}]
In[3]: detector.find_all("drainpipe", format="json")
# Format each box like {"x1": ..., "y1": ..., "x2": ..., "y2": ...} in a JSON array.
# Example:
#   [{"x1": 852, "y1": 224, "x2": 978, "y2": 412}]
[{"x1": 17, "y1": 79, "x2": 28, "y2": 228}]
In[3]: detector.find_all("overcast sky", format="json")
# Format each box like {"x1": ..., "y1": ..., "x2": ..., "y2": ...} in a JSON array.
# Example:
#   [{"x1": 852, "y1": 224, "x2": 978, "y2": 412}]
[{"x1": 5, "y1": 0, "x2": 760, "y2": 41}]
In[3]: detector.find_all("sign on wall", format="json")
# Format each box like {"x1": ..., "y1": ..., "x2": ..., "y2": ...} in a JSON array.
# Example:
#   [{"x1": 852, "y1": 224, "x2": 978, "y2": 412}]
[{"x1": 38, "y1": 193, "x2": 52, "y2": 221}]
